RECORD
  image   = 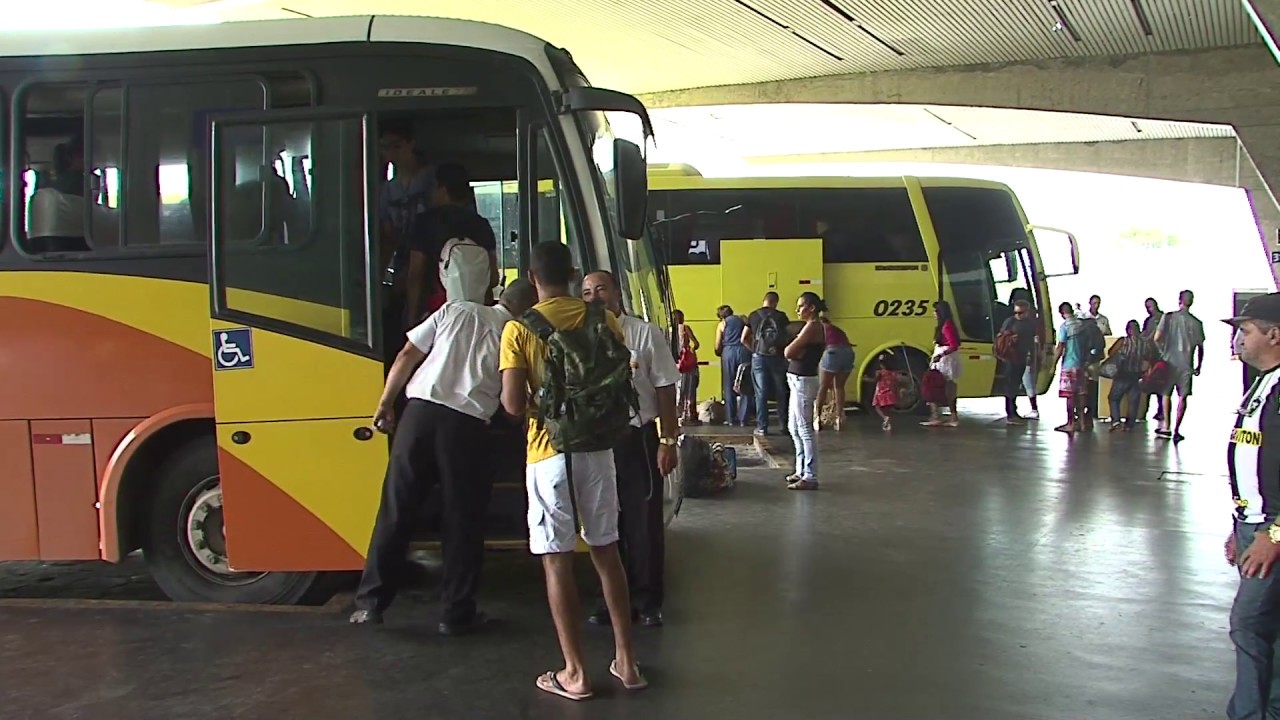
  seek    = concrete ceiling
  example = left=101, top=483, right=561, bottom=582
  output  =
left=644, top=103, right=1234, bottom=163
left=129, top=0, right=1257, bottom=161
left=151, top=0, right=1262, bottom=95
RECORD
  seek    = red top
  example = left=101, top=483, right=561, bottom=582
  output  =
left=940, top=319, right=960, bottom=349
left=823, top=321, right=850, bottom=347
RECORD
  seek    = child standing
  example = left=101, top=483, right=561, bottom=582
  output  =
left=872, top=355, right=899, bottom=430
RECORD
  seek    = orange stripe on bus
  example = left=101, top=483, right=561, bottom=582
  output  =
left=0, top=297, right=211, bottom=421
left=218, top=449, right=364, bottom=571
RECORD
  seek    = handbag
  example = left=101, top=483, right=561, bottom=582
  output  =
left=1099, top=361, right=1119, bottom=379
left=677, top=347, right=697, bottom=374
left=922, top=368, right=949, bottom=405
left=1140, top=360, right=1170, bottom=393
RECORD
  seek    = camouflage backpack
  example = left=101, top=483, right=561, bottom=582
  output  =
left=521, top=301, right=638, bottom=454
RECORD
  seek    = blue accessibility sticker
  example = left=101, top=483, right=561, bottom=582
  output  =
left=213, top=328, right=254, bottom=371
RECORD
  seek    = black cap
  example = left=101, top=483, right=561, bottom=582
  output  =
left=1225, top=292, right=1280, bottom=326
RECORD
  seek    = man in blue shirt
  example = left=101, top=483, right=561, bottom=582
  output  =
left=378, top=120, right=433, bottom=368
left=1054, top=301, right=1088, bottom=434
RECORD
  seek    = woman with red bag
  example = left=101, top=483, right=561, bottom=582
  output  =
left=673, top=309, right=702, bottom=425
left=922, top=300, right=963, bottom=427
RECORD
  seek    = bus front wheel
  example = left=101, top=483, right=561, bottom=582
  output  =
left=142, top=439, right=318, bottom=604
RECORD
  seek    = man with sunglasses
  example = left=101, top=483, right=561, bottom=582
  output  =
left=1223, top=292, right=1280, bottom=720
left=998, top=299, right=1039, bottom=424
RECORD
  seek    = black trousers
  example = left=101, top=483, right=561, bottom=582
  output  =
left=613, top=422, right=666, bottom=613
left=1004, top=360, right=1027, bottom=417
left=355, top=399, right=492, bottom=623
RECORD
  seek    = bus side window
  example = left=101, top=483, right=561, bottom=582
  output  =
left=13, top=84, right=119, bottom=254
left=14, top=77, right=306, bottom=255
left=137, top=79, right=267, bottom=247
left=658, top=188, right=765, bottom=265
left=791, top=187, right=926, bottom=263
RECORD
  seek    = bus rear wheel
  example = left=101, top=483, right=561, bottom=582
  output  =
left=142, top=439, right=318, bottom=604
left=864, top=347, right=931, bottom=416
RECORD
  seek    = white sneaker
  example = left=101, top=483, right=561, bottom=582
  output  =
left=1026, top=410, right=1040, bottom=420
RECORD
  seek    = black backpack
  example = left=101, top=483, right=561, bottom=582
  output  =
left=753, top=310, right=784, bottom=356
left=1080, top=317, right=1106, bottom=360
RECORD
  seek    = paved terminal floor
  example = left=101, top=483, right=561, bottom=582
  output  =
left=0, top=392, right=1245, bottom=719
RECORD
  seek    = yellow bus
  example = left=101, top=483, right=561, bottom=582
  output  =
left=647, top=164, right=1079, bottom=412
left=0, top=16, right=664, bottom=603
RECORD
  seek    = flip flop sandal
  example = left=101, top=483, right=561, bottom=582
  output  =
left=536, top=671, right=592, bottom=701
left=610, top=660, right=649, bottom=691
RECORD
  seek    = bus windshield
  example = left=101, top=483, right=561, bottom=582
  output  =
left=922, top=185, right=1046, bottom=345
left=575, top=106, right=669, bottom=329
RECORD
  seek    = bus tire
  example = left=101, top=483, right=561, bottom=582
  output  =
left=142, top=438, right=318, bottom=604
left=864, top=347, right=931, bottom=416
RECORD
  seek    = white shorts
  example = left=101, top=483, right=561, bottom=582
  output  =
left=525, top=450, right=619, bottom=555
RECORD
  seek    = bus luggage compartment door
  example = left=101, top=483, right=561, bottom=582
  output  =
left=207, top=108, right=385, bottom=573
left=720, top=238, right=824, bottom=324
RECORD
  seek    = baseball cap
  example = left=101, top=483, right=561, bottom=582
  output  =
left=1224, top=292, right=1280, bottom=326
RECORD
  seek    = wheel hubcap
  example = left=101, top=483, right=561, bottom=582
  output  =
left=181, top=476, right=266, bottom=586
left=896, top=371, right=920, bottom=412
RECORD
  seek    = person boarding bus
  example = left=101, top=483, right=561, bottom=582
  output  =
left=349, top=281, right=537, bottom=631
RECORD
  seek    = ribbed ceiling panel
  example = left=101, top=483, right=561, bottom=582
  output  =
left=221, top=0, right=1263, bottom=95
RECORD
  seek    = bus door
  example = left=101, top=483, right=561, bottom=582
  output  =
left=206, top=108, right=385, bottom=572
left=989, top=247, right=1041, bottom=391
left=720, top=238, right=823, bottom=323
left=1029, top=225, right=1082, bottom=393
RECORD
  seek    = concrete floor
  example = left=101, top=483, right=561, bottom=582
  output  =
left=0, top=394, right=1243, bottom=720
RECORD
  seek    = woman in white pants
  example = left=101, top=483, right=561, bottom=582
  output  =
left=783, top=292, right=827, bottom=491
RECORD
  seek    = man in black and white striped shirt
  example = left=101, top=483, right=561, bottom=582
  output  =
left=1223, top=292, right=1280, bottom=720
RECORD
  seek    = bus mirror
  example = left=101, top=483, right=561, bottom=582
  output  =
left=1029, top=225, right=1081, bottom=277
left=562, top=87, right=654, bottom=139
left=615, top=139, right=647, bottom=240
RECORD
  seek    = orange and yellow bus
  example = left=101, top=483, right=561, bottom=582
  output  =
left=0, top=16, right=664, bottom=603
left=647, top=164, right=1079, bottom=411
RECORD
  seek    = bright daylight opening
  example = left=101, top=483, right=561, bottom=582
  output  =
left=7, top=0, right=224, bottom=31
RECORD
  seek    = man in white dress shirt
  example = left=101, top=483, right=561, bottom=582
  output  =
left=581, top=271, right=681, bottom=627
left=350, top=279, right=536, bottom=632
left=1084, top=294, right=1112, bottom=336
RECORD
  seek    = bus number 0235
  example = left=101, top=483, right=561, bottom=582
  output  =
left=873, top=299, right=930, bottom=317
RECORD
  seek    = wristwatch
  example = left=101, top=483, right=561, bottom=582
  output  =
left=1268, top=524, right=1280, bottom=545
left=658, top=437, right=678, bottom=447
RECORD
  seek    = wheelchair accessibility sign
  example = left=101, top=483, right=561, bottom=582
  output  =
left=213, top=328, right=254, bottom=371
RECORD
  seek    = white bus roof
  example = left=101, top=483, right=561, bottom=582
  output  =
left=0, top=15, right=554, bottom=61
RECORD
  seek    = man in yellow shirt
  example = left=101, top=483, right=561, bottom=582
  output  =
left=499, top=242, right=646, bottom=700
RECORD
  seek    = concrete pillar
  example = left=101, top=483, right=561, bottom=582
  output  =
left=1237, top=127, right=1280, bottom=271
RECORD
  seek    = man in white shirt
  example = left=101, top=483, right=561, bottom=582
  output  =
left=1081, top=294, right=1112, bottom=421
left=350, top=279, right=537, bottom=631
left=1085, top=294, right=1112, bottom=336
left=580, top=271, right=681, bottom=628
